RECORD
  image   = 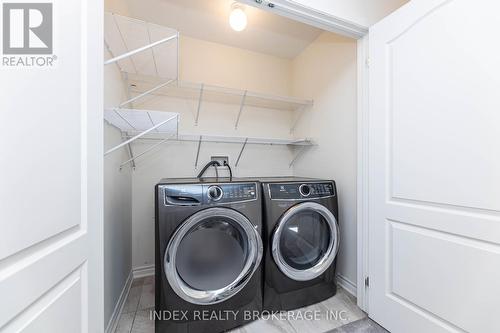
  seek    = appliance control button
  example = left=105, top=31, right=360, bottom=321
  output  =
left=207, top=186, right=224, bottom=201
left=299, top=184, right=311, bottom=197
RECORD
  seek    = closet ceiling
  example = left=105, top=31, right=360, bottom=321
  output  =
left=105, top=0, right=324, bottom=59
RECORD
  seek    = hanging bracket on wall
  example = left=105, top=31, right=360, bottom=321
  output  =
left=289, top=145, right=310, bottom=168
left=235, top=138, right=249, bottom=167
left=122, top=133, right=136, bottom=170
left=194, top=135, right=203, bottom=167
left=234, top=90, right=248, bottom=129
left=290, top=105, right=307, bottom=134
left=195, top=84, right=204, bottom=126
left=119, top=78, right=175, bottom=108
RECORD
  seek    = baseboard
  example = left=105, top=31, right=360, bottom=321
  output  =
left=337, top=274, right=357, bottom=298
left=133, top=264, right=155, bottom=278
left=105, top=270, right=133, bottom=333
left=127, top=265, right=355, bottom=301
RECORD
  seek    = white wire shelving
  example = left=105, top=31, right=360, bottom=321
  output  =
left=124, top=73, right=313, bottom=130
left=104, top=12, right=179, bottom=79
left=104, top=108, right=180, bottom=168
left=103, top=12, right=315, bottom=169
left=129, top=133, right=314, bottom=168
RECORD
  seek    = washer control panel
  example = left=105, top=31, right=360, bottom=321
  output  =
left=164, top=183, right=257, bottom=206
left=269, top=182, right=335, bottom=200
left=208, top=183, right=257, bottom=203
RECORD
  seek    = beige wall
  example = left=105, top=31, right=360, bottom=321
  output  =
left=292, top=32, right=358, bottom=288
left=180, top=35, right=292, bottom=96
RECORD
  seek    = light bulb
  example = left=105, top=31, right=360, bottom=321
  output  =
left=229, top=7, right=247, bottom=32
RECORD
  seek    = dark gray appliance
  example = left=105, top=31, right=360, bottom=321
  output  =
left=155, top=178, right=263, bottom=333
left=260, top=177, right=340, bottom=311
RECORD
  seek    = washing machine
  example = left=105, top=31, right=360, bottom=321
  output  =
left=155, top=178, right=263, bottom=333
left=260, top=177, right=340, bottom=311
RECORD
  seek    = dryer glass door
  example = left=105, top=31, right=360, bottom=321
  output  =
left=272, top=202, right=339, bottom=281
left=165, top=208, right=262, bottom=305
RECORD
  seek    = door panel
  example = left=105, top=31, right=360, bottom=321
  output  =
left=0, top=0, right=102, bottom=331
left=369, top=0, right=500, bottom=332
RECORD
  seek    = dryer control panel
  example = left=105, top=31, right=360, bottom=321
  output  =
left=269, top=182, right=335, bottom=200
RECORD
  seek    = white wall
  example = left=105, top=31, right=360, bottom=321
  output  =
left=289, top=0, right=408, bottom=27
left=292, top=32, right=358, bottom=288
left=130, top=36, right=295, bottom=268
left=103, top=51, right=133, bottom=328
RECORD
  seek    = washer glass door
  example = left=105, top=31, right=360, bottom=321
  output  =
left=165, top=208, right=262, bottom=305
left=272, top=202, right=339, bottom=281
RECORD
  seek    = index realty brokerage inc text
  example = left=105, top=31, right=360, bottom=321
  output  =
left=150, top=310, right=350, bottom=321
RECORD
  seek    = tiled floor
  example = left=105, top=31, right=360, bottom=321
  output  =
left=115, top=276, right=155, bottom=333
left=114, top=277, right=387, bottom=333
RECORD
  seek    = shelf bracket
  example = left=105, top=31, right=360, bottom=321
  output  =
left=234, top=90, right=247, bottom=129
left=120, top=134, right=175, bottom=169
left=120, top=133, right=136, bottom=170
left=289, top=145, right=309, bottom=168
left=105, top=34, right=178, bottom=66
left=119, top=79, right=174, bottom=108
left=195, top=84, right=204, bottom=126
left=104, top=113, right=178, bottom=156
left=290, top=105, right=307, bottom=134
left=194, top=135, right=203, bottom=167
left=235, top=138, right=249, bottom=167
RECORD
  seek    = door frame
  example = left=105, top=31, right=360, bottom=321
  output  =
left=356, top=35, right=370, bottom=312
left=87, top=0, right=105, bottom=331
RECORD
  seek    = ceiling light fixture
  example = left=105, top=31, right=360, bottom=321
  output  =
left=229, top=3, right=247, bottom=32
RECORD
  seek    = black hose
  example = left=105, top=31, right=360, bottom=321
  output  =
left=197, top=161, right=221, bottom=179
left=224, top=161, right=233, bottom=181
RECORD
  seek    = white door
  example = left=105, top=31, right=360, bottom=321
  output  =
left=368, top=1, right=500, bottom=332
left=0, top=0, right=103, bottom=332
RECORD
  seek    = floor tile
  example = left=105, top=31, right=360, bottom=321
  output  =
left=285, top=302, right=345, bottom=333
left=328, top=318, right=389, bottom=333
left=237, top=315, right=297, bottom=333
left=138, top=282, right=155, bottom=310
left=143, top=276, right=154, bottom=285
left=131, top=277, right=145, bottom=288
left=117, top=278, right=369, bottom=333
left=318, top=289, right=366, bottom=324
left=131, top=310, right=155, bottom=333
left=122, top=285, right=142, bottom=314
left=114, top=312, right=134, bottom=333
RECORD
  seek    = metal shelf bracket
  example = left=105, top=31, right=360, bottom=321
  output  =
left=194, top=135, right=203, bottom=167
left=234, top=90, right=247, bottom=129
left=289, top=145, right=309, bottom=168
left=235, top=138, right=249, bottom=167
left=195, top=84, right=204, bottom=125
left=290, top=105, right=307, bottom=134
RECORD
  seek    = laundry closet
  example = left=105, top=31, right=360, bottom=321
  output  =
left=103, top=0, right=359, bottom=331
